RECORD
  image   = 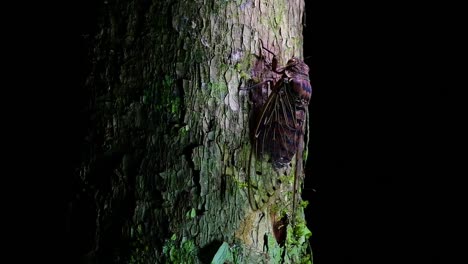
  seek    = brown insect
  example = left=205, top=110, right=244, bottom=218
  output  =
left=247, top=41, right=312, bottom=225
left=273, top=213, right=289, bottom=247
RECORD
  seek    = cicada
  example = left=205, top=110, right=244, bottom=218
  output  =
left=246, top=41, right=312, bottom=225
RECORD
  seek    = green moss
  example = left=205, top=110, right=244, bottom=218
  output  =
left=219, top=63, right=230, bottom=73
left=292, top=222, right=312, bottom=245
left=193, top=49, right=205, bottom=63
left=186, top=208, right=196, bottom=219
left=233, top=53, right=255, bottom=81
left=162, top=235, right=198, bottom=264
left=209, top=82, right=228, bottom=95
left=163, top=75, right=174, bottom=89
left=239, top=70, right=251, bottom=80
left=302, top=149, right=308, bottom=161
left=236, top=181, right=248, bottom=189
left=229, top=167, right=248, bottom=189
left=273, top=0, right=285, bottom=27
left=279, top=220, right=312, bottom=263
left=270, top=203, right=280, bottom=214
left=178, top=125, right=189, bottom=138
left=170, top=97, right=181, bottom=114
left=266, top=233, right=283, bottom=263
left=151, top=75, right=184, bottom=122
left=128, top=223, right=153, bottom=264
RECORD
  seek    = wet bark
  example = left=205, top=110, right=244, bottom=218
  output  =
left=71, top=0, right=310, bottom=263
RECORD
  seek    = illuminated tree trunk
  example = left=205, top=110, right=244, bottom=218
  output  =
left=74, top=0, right=311, bottom=263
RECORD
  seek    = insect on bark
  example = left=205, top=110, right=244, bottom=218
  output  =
left=246, top=41, right=312, bottom=226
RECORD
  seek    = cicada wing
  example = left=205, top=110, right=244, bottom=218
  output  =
left=292, top=106, right=308, bottom=226
left=248, top=79, right=303, bottom=210
left=248, top=90, right=279, bottom=210
left=267, top=80, right=302, bottom=169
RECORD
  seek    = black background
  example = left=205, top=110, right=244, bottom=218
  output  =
left=11, top=1, right=458, bottom=263
left=302, top=2, right=457, bottom=264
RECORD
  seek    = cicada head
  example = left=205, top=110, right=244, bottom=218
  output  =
left=285, top=57, right=309, bottom=76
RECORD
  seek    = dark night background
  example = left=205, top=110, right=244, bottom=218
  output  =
left=13, top=1, right=459, bottom=263
left=302, top=2, right=457, bottom=264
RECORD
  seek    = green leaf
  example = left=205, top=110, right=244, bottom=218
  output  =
left=211, top=242, right=230, bottom=264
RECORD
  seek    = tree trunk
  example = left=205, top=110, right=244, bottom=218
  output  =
left=72, top=0, right=311, bottom=263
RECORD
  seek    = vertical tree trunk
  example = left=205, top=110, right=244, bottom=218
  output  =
left=73, top=0, right=311, bottom=263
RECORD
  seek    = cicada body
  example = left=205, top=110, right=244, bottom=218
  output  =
left=247, top=44, right=312, bottom=223
left=254, top=56, right=311, bottom=169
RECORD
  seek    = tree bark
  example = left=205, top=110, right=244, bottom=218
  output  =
left=72, top=0, right=311, bottom=263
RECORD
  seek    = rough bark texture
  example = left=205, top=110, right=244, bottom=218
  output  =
left=72, top=0, right=310, bottom=263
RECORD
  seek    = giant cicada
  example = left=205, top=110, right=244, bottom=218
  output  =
left=247, top=41, right=312, bottom=225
